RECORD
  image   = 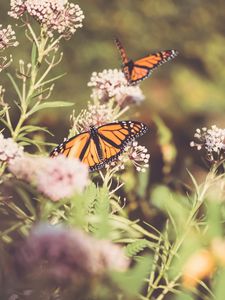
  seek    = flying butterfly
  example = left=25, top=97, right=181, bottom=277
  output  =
left=115, top=38, right=178, bottom=85
left=50, top=121, right=148, bottom=172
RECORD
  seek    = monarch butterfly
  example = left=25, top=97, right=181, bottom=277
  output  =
left=115, top=38, right=178, bottom=85
left=50, top=121, right=148, bottom=172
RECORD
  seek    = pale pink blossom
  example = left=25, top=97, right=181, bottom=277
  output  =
left=70, top=102, right=117, bottom=134
left=14, top=224, right=130, bottom=282
left=36, top=155, right=88, bottom=200
left=9, top=155, right=88, bottom=201
left=0, top=133, right=24, bottom=164
left=0, top=25, right=19, bottom=50
left=88, top=69, right=145, bottom=107
left=8, top=0, right=84, bottom=38
left=8, top=0, right=27, bottom=19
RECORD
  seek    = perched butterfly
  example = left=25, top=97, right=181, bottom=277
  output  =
left=50, top=121, right=148, bottom=172
left=115, top=38, right=178, bottom=85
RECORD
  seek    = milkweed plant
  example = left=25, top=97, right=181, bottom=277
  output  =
left=0, top=1, right=225, bottom=300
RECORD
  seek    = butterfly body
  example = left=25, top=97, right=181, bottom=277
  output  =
left=51, top=121, right=148, bottom=172
left=115, top=38, right=178, bottom=85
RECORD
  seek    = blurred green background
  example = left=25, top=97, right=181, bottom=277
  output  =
left=1, top=0, right=225, bottom=186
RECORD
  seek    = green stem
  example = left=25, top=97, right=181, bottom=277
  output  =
left=12, top=113, right=26, bottom=140
left=146, top=174, right=212, bottom=299
left=43, top=36, right=62, bottom=56
left=5, top=106, right=13, bottom=135
left=0, top=221, right=25, bottom=240
left=12, top=26, right=50, bottom=141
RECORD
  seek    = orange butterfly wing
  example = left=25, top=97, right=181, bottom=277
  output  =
left=51, top=121, right=148, bottom=172
left=97, top=121, right=148, bottom=164
left=50, top=132, right=102, bottom=169
left=130, top=50, right=178, bottom=84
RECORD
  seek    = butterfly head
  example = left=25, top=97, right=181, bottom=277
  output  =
left=89, top=125, right=98, bottom=134
left=162, top=49, right=179, bottom=60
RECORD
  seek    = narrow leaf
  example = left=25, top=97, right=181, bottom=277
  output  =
left=7, top=73, right=22, bottom=101
left=31, top=42, right=37, bottom=68
left=27, top=101, right=74, bottom=116
left=38, top=73, right=66, bottom=88
left=19, top=125, right=53, bottom=136
left=15, top=186, right=36, bottom=218
left=92, top=186, right=111, bottom=238
left=125, top=239, right=149, bottom=257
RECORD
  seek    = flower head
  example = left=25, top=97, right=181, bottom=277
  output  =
left=9, top=155, right=88, bottom=201
left=110, top=141, right=150, bottom=172
left=88, top=69, right=144, bottom=107
left=9, top=0, right=84, bottom=38
left=190, top=125, right=225, bottom=162
left=70, top=102, right=117, bottom=134
left=13, top=224, right=130, bottom=283
left=0, top=133, right=24, bottom=164
left=8, top=0, right=27, bottom=19
left=0, top=55, right=13, bottom=72
left=0, top=25, right=19, bottom=50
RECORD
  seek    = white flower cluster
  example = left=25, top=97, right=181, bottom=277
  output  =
left=109, top=141, right=150, bottom=172
left=9, top=0, right=84, bottom=38
left=88, top=69, right=144, bottom=107
left=190, top=125, right=225, bottom=161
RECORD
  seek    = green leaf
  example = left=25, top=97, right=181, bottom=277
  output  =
left=151, top=185, right=189, bottom=230
left=27, top=101, right=74, bottom=116
left=111, top=256, right=152, bottom=296
left=15, top=186, right=36, bottom=218
left=19, top=137, right=42, bottom=151
left=92, top=186, right=111, bottom=239
left=175, top=291, right=194, bottom=300
left=125, top=239, right=149, bottom=257
left=214, top=268, right=225, bottom=300
left=85, top=182, right=98, bottom=214
left=206, top=200, right=222, bottom=239
left=19, top=125, right=53, bottom=136
left=31, top=87, right=54, bottom=99
left=0, top=118, right=12, bottom=131
left=17, top=137, right=55, bottom=150
left=69, top=183, right=97, bottom=229
left=38, top=73, right=66, bottom=88
left=137, top=170, right=149, bottom=197
left=7, top=73, right=22, bottom=101
left=31, top=42, right=37, bottom=68
left=0, top=106, right=8, bottom=117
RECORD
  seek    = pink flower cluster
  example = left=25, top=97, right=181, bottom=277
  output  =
left=14, top=224, right=130, bottom=282
left=9, top=155, right=88, bottom=201
left=0, top=133, right=24, bottom=164
left=88, top=69, right=145, bottom=107
left=9, top=0, right=84, bottom=38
